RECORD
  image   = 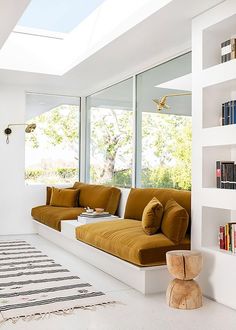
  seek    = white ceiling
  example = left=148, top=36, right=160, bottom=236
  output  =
left=0, top=0, right=224, bottom=96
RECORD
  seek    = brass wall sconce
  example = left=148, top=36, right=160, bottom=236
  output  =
left=153, top=92, right=192, bottom=111
left=4, top=123, right=36, bottom=144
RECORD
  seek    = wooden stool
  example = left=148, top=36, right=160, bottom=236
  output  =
left=166, top=250, right=203, bottom=310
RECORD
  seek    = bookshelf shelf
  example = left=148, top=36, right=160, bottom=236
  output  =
left=202, top=188, right=236, bottom=210
left=202, top=60, right=236, bottom=88
left=202, top=126, right=236, bottom=146
left=202, top=12, right=236, bottom=70
left=202, top=246, right=236, bottom=257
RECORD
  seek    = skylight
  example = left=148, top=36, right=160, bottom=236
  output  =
left=17, top=0, right=106, bottom=33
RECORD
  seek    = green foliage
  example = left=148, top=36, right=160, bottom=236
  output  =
left=25, top=168, right=78, bottom=184
left=26, top=105, right=79, bottom=160
left=56, top=168, right=79, bottom=179
left=26, top=102, right=192, bottom=190
left=25, top=169, right=44, bottom=180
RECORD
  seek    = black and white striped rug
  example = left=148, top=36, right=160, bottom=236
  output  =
left=0, top=240, right=115, bottom=324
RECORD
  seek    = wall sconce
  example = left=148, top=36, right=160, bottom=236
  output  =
left=4, top=123, right=36, bottom=144
left=153, top=92, right=192, bottom=111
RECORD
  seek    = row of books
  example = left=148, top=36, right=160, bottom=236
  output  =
left=219, top=223, right=236, bottom=253
left=216, top=161, right=236, bottom=189
left=221, top=38, right=236, bottom=63
left=222, top=100, right=236, bottom=125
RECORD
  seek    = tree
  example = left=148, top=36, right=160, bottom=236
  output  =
left=26, top=105, right=79, bottom=160
left=90, top=107, right=133, bottom=185
left=141, top=112, right=192, bottom=190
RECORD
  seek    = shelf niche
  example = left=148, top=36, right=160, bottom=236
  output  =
left=202, top=206, right=236, bottom=254
left=203, top=13, right=236, bottom=69
left=203, top=78, right=236, bottom=128
left=202, top=145, right=236, bottom=189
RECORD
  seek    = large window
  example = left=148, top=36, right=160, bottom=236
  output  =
left=137, top=53, right=192, bottom=190
left=87, top=78, right=133, bottom=187
left=25, top=93, right=80, bottom=184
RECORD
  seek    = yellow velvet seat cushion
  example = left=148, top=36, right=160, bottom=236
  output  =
left=73, top=182, right=121, bottom=215
left=31, top=205, right=84, bottom=231
left=142, top=197, right=163, bottom=235
left=161, top=199, right=189, bottom=244
left=50, top=187, right=79, bottom=208
left=76, top=220, right=190, bottom=266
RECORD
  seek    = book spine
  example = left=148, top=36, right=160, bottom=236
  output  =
left=233, top=100, right=236, bottom=124
left=221, top=39, right=231, bottom=63
left=225, top=223, right=228, bottom=251
left=224, top=102, right=229, bottom=125
left=216, top=161, right=221, bottom=188
left=229, top=223, right=232, bottom=252
left=227, top=101, right=230, bottom=125
left=231, top=38, right=236, bottom=61
left=234, top=224, right=236, bottom=254
left=219, top=225, right=225, bottom=249
left=232, top=224, right=235, bottom=254
left=222, top=103, right=225, bottom=126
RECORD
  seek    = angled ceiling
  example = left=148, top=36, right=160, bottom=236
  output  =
left=0, top=0, right=224, bottom=96
left=0, top=0, right=30, bottom=49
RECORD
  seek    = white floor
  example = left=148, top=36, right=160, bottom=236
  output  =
left=0, top=234, right=236, bottom=330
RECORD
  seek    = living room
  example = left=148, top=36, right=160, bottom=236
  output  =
left=1, top=0, right=236, bottom=329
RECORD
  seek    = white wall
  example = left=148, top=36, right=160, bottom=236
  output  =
left=0, top=84, right=45, bottom=235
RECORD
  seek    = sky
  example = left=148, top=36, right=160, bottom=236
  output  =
left=17, top=0, right=105, bottom=33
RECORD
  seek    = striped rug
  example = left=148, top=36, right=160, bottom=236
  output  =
left=0, top=240, right=115, bottom=324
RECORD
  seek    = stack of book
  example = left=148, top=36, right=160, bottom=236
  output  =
left=222, top=100, right=236, bottom=125
left=221, top=38, right=236, bottom=63
left=216, top=161, right=236, bottom=189
left=78, top=212, right=114, bottom=224
left=219, top=223, right=236, bottom=253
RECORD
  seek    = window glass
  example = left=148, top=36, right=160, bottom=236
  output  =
left=137, top=52, right=192, bottom=190
left=87, top=78, right=133, bottom=187
left=25, top=93, right=80, bottom=185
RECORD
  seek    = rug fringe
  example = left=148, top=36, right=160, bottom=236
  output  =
left=0, top=301, right=117, bottom=326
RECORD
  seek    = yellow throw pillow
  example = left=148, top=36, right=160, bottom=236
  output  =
left=161, top=199, right=189, bottom=243
left=50, top=187, right=79, bottom=208
left=142, top=197, right=163, bottom=235
left=46, top=186, right=52, bottom=205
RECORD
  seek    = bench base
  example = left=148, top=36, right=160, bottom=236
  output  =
left=33, top=220, right=171, bottom=294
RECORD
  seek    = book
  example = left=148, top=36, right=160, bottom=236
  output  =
left=79, top=212, right=110, bottom=218
left=222, top=100, right=236, bottom=126
left=222, top=103, right=225, bottom=126
left=219, top=223, right=236, bottom=253
left=221, top=38, right=236, bottom=63
left=216, top=161, right=235, bottom=189
left=219, top=225, right=225, bottom=249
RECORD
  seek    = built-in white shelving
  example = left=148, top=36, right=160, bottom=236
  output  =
left=192, top=0, right=236, bottom=309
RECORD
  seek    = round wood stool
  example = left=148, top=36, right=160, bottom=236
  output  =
left=166, top=250, right=203, bottom=310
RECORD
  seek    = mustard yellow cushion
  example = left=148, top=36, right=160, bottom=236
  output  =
left=142, top=197, right=163, bottom=235
left=161, top=199, right=189, bottom=243
left=124, top=188, right=191, bottom=223
left=50, top=187, right=79, bottom=208
left=46, top=186, right=52, bottom=205
left=73, top=182, right=121, bottom=215
left=76, top=219, right=190, bottom=266
left=32, top=205, right=84, bottom=231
